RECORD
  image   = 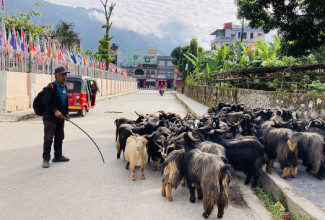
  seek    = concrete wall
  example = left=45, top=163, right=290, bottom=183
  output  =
left=183, top=85, right=325, bottom=120
left=0, top=72, right=137, bottom=113
left=6, top=72, right=30, bottom=112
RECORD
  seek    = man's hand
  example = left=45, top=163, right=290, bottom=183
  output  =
left=54, top=110, right=63, bottom=119
left=65, top=114, right=70, bottom=120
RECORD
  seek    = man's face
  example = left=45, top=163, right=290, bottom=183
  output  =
left=56, top=73, right=67, bottom=85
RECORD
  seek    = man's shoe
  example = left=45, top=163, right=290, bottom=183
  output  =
left=42, top=159, right=50, bottom=168
left=52, top=155, right=70, bottom=162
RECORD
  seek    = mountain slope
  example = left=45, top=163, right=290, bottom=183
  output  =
left=4, top=0, right=186, bottom=56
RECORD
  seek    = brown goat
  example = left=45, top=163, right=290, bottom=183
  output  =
left=161, top=149, right=185, bottom=202
left=124, top=135, right=148, bottom=181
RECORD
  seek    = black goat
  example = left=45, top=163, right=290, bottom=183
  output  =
left=206, top=130, right=264, bottom=188
left=183, top=132, right=233, bottom=219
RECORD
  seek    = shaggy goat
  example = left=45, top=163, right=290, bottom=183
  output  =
left=295, top=132, right=325, bottom=179
left=263, top=127, right=299, bottom=179
left=204, top=129, right=264, bottom=188
left=184, top=132, right=233, bottom=219
left=124, top=135, right=148, bottom=181
left=161, top=141, right=226, bottom=203
left=161, top=149, right=185, bottom=202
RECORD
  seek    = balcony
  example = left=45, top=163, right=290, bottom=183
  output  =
left=211, top=37, right=236, bottom=45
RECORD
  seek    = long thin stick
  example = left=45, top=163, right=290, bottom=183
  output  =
left=64, top=117, right=105, bottom=164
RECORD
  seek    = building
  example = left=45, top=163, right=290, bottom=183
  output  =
left=157, top=56, right=174, bottom=89
left=122, top=50, right=175, bottom=89
left=210, top=22, right=265, bottom=50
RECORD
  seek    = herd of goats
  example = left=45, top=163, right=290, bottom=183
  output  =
left=114, top=103, right=325, bottom=219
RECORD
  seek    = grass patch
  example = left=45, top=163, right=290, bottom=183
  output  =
left=255, top=186, right=310, bottom=220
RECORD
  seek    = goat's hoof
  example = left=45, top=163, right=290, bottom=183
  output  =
left=117, top=154, right=120, bottom=159
left=167, top=197, right=173, bottom=202
left=217, top=214, right=223, bottom=218
left=161, top=192, right=166, bottom=197
left=202, top=213, right=209, bottom=219
left=141, top=177, right=145, bottom=180
left=198, top=195, right=203, bottom=200
left=131, top=178, right=135, bottom=181
left=189, top=197, right=195, bottom=203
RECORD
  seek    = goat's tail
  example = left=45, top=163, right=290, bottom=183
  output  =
left=114, top=119, right=119, bottom=142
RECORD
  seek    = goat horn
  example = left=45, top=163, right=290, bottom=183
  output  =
left=168, top=132, right=185, bottom=143
left=215, top=129, right=228, bottom=134
left=188, top=132, right=199, bottom=142
left=143, top=130, right=158, bottom=139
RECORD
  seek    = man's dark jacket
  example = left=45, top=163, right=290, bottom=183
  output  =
left=42, top=82, right=69, bottom=121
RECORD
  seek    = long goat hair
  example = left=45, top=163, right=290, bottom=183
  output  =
left=161, top=149, right=185, bottom=202
left=263, top=127, right=298, bottom=178
left=296, top=132, right=325, bottom=179
left=184, top=132, right=233, bottom=219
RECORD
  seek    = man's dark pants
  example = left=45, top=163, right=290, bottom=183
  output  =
left=42, top=119, right=65, bottom=160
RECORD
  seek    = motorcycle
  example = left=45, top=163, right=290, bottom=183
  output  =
left=159, top=88, right=164, bottom=96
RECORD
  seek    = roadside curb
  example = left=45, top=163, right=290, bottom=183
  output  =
left=260, top=170, right=325, bottom=220
left=173, top=93, right=199, bottom=117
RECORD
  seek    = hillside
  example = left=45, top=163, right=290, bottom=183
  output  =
left=4, top=0, right=185, bottom=56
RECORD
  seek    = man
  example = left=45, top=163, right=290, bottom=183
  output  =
left=42, top=66, right=70, bottom=168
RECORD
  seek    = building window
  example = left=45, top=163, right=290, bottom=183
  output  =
left=158, top=70, right=164, bottom=74
left=167, top=61, right=173, bottom=67
left=167, top=70, right=174, bottom=76
left=146, top=70, right=150, bottom=75
left=258, top=33, right=262, bottom=36
left=250, top=33, right=254, bottom=39
left=243, top=32, right=247, bottom=39
left=231, top=34, right=235, bottom=38
left=159, top=60, right=165, bottom=66
left=238, top=32, right=241, bottom=39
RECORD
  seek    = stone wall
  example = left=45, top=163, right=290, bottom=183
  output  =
left=183, top=85, right=325, bottom=120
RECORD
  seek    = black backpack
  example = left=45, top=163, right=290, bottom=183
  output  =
left=33, top=83, right=55, bottom=116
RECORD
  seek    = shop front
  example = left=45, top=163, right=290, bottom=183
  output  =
left=145, top=79, right=156, bottom=89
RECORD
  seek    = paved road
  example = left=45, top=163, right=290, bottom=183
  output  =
left=0, top=90, right=271, bottom=220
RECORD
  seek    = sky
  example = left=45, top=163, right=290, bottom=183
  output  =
left=44, top=0, right=241, bottom=50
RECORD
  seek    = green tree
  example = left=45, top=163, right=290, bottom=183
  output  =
left=0, top=1, right=51, bottom=37
left=98, top=1, right=116, bottom=70
left=51, top=19, right=79, bottom=48
left=171, top=39, right=204, bottom=80
left=171, top=45, right=189, bottom=79
left=235, top=0, right=325, bottom=57
left=187, top=37, right=200, bottom=78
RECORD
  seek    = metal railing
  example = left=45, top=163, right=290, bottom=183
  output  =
left=0, top=54, right=136, bottom=82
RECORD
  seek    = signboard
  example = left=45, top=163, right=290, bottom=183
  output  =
left=128, top=49, right=157, bottom=64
